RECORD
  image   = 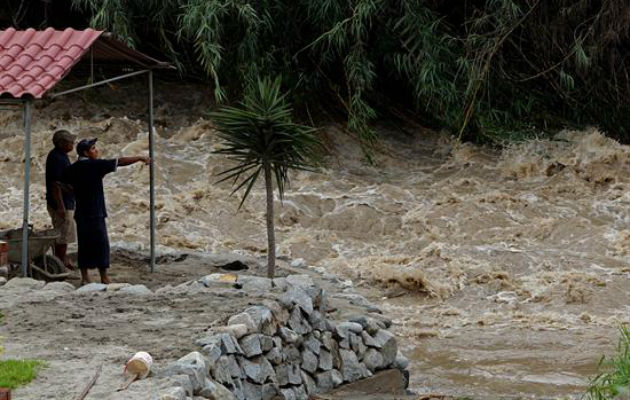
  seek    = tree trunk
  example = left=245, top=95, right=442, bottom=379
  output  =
left=264, top=162, right=276, bottom=278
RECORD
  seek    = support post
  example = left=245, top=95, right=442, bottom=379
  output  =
left=21, top=100, right=32, bottom=277
left=148, top=71, right=155, bottom=272
left=89, top=47, right=94, bottom=84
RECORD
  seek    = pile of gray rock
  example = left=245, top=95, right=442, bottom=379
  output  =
left=158, top=273, right=408, bottom=400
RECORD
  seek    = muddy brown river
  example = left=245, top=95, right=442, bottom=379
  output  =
left=1, top=83, right=628, bottom=398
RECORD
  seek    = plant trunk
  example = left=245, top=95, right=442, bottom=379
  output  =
left=264, top=162, right=276, bottom=279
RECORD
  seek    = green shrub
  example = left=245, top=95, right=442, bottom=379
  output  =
left=0, top=360, right=44, bottom=389
left=585, top=325, right=630, bottom=400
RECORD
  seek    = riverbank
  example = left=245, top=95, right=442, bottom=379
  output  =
left=0, top=250, right=413, bottom=399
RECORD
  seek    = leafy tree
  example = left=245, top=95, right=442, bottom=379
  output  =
left=211, top=77, right=320, bottom=278
left=7, top=0, right=629, bottom=146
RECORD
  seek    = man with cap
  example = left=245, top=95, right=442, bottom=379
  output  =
left=63, top=138, right=150, bottom=285
left=46, top=129, right=78, bottom=270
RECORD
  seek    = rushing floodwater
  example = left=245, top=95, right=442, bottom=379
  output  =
left=0, top=86, right=628, bottom=398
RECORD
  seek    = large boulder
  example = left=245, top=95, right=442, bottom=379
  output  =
left=261, top=299, right=290, bottom=325
left=243, top=306, right=276, bottom=335
left=198, top=378, right=236, bottom=400
left=241, top=380, right=263, bottom=400
left=362, top=348, right=385, bottom=371
left=335, top=322, right=363, bottom=339
left=303, top=335, right=321, bottom=355
left=348, top=314, right=386, bottom=334
left=261, top=383, right=278, bottom=400
left=300, top=370, right=317, bottom=395
left=278, top=327, right=301, bottom=344
left=239, top=334, right=262, bottom=357
left=239, top=356, right=275, bottom=384
left=4, top=277, right=45, bottom=290
left=161, top=352, right=209, bottom=394
left=315, top=369, right=343, bottom=391
left=285, top=274, right=314, bottom=288
left=372, top=329, right=398, bottom=367
left=158, top=374, right=194, bottom=397
left=275, top=363, right=301, bottom=386
left=287, top=307, right=311, bottom=335
left=212, top=324, right=249, bottom=339
left=197, top=333, right=242, bottom=355
left=237, top=275, right=273, bottom=291
left=300, top=349, right=318, bottom=374
left=280, top=287, right=313, bottom=315
left=159, top=386, right=186, bottom=400
left=338, top=349, right=370, bottom=382
left=228, top=312, right=257, bottom=334
left=75, top=282, right=107, bottom=293
left=43, top=281, right=75, bottom=292
left=118, top=284, right=152, bottom=295
left=318, top=349, right=333, bottom=371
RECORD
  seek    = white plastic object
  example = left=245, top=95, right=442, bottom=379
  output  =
left=124, top=351, right=153, bottom=379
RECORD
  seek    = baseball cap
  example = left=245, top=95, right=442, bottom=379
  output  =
left=52, top=129, right=77, bottom=146
left=76, top=138, right=98, bottom=156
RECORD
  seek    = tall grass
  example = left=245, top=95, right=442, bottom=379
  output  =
left=585, top=326, right=630, bottom=400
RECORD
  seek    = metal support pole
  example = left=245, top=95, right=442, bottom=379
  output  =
left=21, top=100, right=32, bottom=277
left=148, top=71, right=155, bottom=272
left=89, top=47, right=94, bottom=84
left=50, top=69, right=149, bottom=98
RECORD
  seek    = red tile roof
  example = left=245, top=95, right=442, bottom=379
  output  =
left=0, top=28, right=102, bottom=99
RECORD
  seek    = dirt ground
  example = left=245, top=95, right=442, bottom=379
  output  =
left=2, top=251, right=256, bottom=399
left=0, top=250, right=411, bottom=400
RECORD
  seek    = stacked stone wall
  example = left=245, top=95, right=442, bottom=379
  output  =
left=159, top=274, right=408, bottom=400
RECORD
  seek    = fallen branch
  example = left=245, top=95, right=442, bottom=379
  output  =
left=74, top=364, right=102, bottom=400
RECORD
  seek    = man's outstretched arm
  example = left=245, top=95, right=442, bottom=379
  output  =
left=118, top=156, right=151, bottom=166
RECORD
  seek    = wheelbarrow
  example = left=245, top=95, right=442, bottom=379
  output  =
left=0, top=226, right=70, bottom=281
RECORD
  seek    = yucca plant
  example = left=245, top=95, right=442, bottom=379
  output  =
left=211, top=77, right=321, bottom=278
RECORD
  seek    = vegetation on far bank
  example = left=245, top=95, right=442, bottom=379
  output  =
left=1, top=1, right=629, bottom=152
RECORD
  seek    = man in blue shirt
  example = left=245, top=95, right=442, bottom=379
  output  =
left=45, top=129, right=77, bottom=270
left=63, top=138, right=150, bottom=285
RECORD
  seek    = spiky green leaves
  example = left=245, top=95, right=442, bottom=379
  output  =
left=211, top=77, right=320, bottom=208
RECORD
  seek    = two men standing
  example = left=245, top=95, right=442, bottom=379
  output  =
left=45, top=130, right=150, bottom=285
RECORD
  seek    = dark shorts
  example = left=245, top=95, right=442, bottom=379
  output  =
left=75, top=217, right=110, bottom=269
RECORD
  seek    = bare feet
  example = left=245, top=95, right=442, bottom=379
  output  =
left=80, top=268, right=90, bottom=286
left=63, top=256, right=75, bottom=271
left=99, top=268, right=111, bottom=285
